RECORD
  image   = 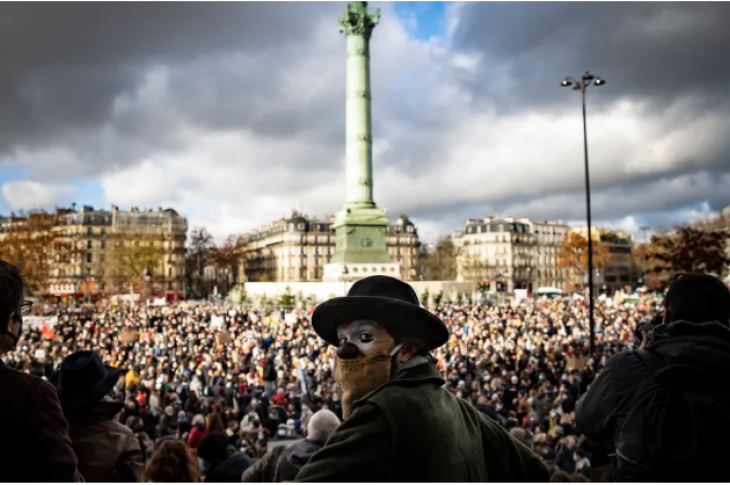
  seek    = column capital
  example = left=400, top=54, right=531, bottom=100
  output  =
left=338, top=1, right=380, bottom=39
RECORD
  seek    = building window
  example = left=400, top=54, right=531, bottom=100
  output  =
left=87, top=240, right=92, bottom=249
left=298, top=223, right=305, bottom=231
left=86, top=253, right=92, bottom=263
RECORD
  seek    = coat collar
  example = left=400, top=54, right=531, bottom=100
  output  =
left=354, top=359, right=445, bottom=407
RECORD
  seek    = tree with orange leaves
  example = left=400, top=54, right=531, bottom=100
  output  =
left=556, top=231, right=613, bottom=286
left=633, top=238, right=671, bottom=290
left=0, top=209, right=80, bottom=295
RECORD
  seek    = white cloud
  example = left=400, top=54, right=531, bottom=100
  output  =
left=8, top=3, right=729, bottom=244
left=1, top=180, right=75, bottom=210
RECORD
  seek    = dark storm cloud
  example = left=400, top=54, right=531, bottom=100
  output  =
left=0, top=2, right=340, bottom=160
left=453, top=2, right=730, bottom=110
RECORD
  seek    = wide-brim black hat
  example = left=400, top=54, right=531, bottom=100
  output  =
left=49, top=351, right=121, bottom=408
left=312, top=275, right=449, bottom=350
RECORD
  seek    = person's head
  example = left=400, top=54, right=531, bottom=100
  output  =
left=664, top=274, right=730, bottom=325
left=0, top=260, right=26, bottom=356
left=564, top=435, right=577, bottom=449
left=197, top=432, right=230, bottom=468
left=304, top=409, right=340, bottom=444
left=192, top=414, right=206, bottom=430
left=145, top=440, right=200, bottom=482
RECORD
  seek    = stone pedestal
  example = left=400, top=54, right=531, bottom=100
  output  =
left=322, top=260, right=401, bottom=283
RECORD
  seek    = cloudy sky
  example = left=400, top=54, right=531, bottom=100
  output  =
left=1, top=1, right=728, bottom=243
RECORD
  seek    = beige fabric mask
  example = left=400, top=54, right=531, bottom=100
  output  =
left=335, top=344, right=402, bottom=419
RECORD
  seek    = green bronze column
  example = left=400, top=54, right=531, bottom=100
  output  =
left=339, top=1, right=378, bottom=208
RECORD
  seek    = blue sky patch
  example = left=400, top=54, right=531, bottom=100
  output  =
left=394, top=1, right=448, bottom=41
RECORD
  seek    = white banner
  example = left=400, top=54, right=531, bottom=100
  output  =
left=210, top=315, right=224, bottom=329
left=25, top=316, right=59, bottom=330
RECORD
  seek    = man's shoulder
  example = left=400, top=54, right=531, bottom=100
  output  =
left=0, top=361, right=53, bottom=402
left=603, top=349, right=650, bottom=375
left=365, top=373, right=450, bottom=410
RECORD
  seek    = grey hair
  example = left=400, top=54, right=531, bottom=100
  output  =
left=306, top=409, right=341, bottom=443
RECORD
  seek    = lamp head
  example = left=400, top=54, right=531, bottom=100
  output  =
left=594, top=77, right=606, bottom=86
left=561, top=79, right=573, bottom=87
left=582, top=71, right=595, bottom=82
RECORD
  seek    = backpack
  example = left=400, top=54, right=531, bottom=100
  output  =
left=614, top=349, right=730, bottom=482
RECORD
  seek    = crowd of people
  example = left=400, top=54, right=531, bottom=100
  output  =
left=2, top=273, right=660, bottom=481
left=4, top=255, right=730, bottom=482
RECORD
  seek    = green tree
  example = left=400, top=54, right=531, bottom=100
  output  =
left=103, top=232, right=164, bottom=294
left=279, top=286, right=295, bottom=308
left=185, top=227, right=215, bottom=296
left=422, top=236, right=459, bottom=281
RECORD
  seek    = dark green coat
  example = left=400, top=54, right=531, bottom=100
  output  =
left=295, top=359, right=549, bottom=482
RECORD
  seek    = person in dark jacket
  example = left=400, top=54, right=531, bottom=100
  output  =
left=553, top=435, right=577, bottom=473
left=198, top=432, right=254, bottom=482
left=241, top=409, right=340, bottom=482
left=51, top=350, right=144, bottom=482
left=0, top=260, right=83, bottom=482
left=295, top=275, right=549, bottom=482
left=576, top=273, right=730, bottom=482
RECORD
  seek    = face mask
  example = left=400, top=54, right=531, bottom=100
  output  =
left=335, top=343, right=402, bottom=419
left=3, top=306, right=23, bottom=351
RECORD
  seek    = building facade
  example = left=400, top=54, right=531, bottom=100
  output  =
left=452, top=216, right=569, bottom=292
left=238, top=211, right=420, bottom=283
left=0, top=206, right=188, bottom=298
left=571, top=227, right=637, bottom=290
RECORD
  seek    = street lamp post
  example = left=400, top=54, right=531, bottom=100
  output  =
left=561, top=71, right=606, bottom=357
left=640, top=225, right=650, bottom=242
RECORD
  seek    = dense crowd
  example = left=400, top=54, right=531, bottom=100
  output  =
left=3, top=291, right=660, bottom=480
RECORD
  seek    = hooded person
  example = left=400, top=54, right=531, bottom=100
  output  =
left=50, top=350, right=144, bottom=482
left=294, top=275, right=549, bottom=482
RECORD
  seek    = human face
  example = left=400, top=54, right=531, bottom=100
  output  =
left=0, top=300, right=28, bottom=355
left=336, top=320, right=395, bottom=357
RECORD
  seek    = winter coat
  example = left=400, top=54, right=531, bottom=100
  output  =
left=295, top=358, right=549, bottom=482
left=65, top=401, right=144, bottom=482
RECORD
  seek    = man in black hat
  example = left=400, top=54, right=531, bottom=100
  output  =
left=51, top=350, right=144, bottom=482
left=295, top=275, right=548, bottom=482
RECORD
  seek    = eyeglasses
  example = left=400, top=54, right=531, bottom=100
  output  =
left=18, top=301, right=32, bottom=317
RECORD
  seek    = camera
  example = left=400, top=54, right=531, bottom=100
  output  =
left=634, top=313, right=664, bottom=346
